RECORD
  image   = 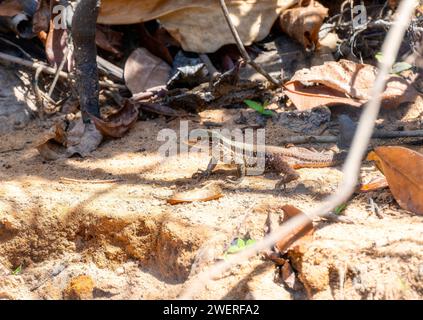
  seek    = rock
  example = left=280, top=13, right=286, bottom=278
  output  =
left=63, top=275, right=95, bottom=300
left=0, top=66, right=35, bottom=134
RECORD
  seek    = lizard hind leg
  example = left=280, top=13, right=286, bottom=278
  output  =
left=225, top=162, right=246, bottom=185
left=192, top=157, right=218, bottom=181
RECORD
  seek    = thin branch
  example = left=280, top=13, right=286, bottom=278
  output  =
left=180, top=0, right=418, bottom=299
left=279, top=130, right=423, bottom=145
left=218, top=0, right=281, bottom=86
left=0, top=51, right=126, bottom=90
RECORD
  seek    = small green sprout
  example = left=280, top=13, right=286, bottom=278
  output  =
left=244, top=100, right=275, bottom=117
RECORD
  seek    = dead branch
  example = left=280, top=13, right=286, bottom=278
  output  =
left=218, top=0, right=281, bottom=86
left=0, top=52, right=126, bottom=90
left=280, top=130, right=423, bottom=145
left=179, top=0, right=418, bottom=299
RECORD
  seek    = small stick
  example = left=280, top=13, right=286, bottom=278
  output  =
left=218, top=0, right=281, bottom=86
left=47, top=43, right=71, bottom=97
left=59, top=177, right=124, bottom=184
left=0, top=146, right=25, bottom=154
left=279, top=130, right=423, bottom=145
left=0, top=51, right=126, bottom=89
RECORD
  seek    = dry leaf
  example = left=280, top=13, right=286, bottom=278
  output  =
left=32, top=0, right=50, bottom=33
left=45, top=19, right=73, bottom=70
left=36, top=121, right=68, bottom=160
left=98, top=0, right=297, bottom=53
left=359, top=176, right=389, bottom=192
left=280, top=0, right=328, bottom=50
left=96, top=25, right=123, bottom=58
left=91, top=100, right=139, bottom=138
left=36, top=118, right=103, bottom=160
left=274, top=205, right=314, bottom=254
left=285, top=60, right=418, bottom=110
left=281, top=261, right=296, bottom=290
left=167, top=183, right=223, bottom=205
left=138, top=24, right=174, bottom=65
left=0, top=0, right=23, bottom=17
left=124, top=48, right=171, bottom=95
left=367, top=147, right=423, bottom=215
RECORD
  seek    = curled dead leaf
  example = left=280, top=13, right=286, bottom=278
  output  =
left=98, top=0, right=297, bottom=53
left=36, top=121, right=68, bottom=160
left=284, top=60, right=418, bottom=110
left=96, top=25, right=123, bottom=57
left=0, top=0, right=24, bottom=17
left=124, top=48, right=171, bottom=95
left=280, top=0, right=328, bottom=50
left=91, top=100, right=139, bottom=138
left=36, top=118, right=103, bottom=160
left=367, top=147, right=423, bottom=215
left=359, top=176, right=389, bottom=192
left=167, top=183, right=223, bottom=205
left=32, top=0, right=49, bottom=33
left=274, top=205, right=314, bottom=254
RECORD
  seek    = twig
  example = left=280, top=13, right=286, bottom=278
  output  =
left=179, top=0, right=418, bottom=299
left=59, top=177, right=124, bottom=184
left=279, top=130, right=423, bottom=145
left=0, top=51, right=126, bottom=90
left=218, top=0, right=281, bottom=86
left=47, top=42, right=71, bottom=98
left=0, top=37, right=32, bottom=59
left=0, top=146, right=25, bottom=154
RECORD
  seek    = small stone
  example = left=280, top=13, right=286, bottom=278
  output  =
left=63, top=275, right=95, bottom=300
left=116, top=267, right=125, bottom=275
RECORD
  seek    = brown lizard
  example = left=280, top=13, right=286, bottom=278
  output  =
left=186, top=129, right=347, bottom=188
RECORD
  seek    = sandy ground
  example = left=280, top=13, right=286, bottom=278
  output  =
left=1, top=100, right=423, bottom=300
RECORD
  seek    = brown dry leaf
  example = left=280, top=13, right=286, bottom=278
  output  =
left=98, top=0, right=296, bottom=53
left=284, top=81, right=363, bottom=110
left=91, top=100, right=139, bottom=138
left=167, top=183, right=223, bottom=205
left=281, top=261, right=296, bottom=290
left=359, top=176, right=389, bottom=192
left=32, top=0, right=50, bottom=33
left=139, top=24, right=174, bottom=65
left=36, top=121, right=68, bottom=160
left=96, top=25, right=123, bottom=58
left=367, top=147, right=423, bottom=215
left=36, top=118, right=103, bottom=160
left=45, top=19, right=73, bottom=70
left=280, top=0, right=328, bottom=50
left=124, top=48, right=171, bottom=95
left=0, top=0, right=23, bottom=17
left=285, top=60, right=419, bottom=110
left=274, top=205, right=314, bottom=254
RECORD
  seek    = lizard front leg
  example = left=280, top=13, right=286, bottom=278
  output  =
left=72, top=0, right=101, bottom=122
left=267, top=154, right=300, bottom=190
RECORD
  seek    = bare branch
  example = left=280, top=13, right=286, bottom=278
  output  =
left=180, top=0, right=418, bottom=299
left=218, top=0, right=281, bottom=86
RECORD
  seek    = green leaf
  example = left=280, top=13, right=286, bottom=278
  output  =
left=244, top=100, right=264, bottom=113
left=244, top=100, right=274, bottom=117
left=391, top=62, right=412, bottom=74
left=12, top=265, right=22, bottom=275
left=245, top=239, right=256, bottom=247
left=335, top=203, right=347, bottom=215
left=261, top=109, right=275, bottom=117
left=375, top=52, right=383, bottom=63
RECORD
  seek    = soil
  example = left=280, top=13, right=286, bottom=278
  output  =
left=1, top=68, right=423, bottom=300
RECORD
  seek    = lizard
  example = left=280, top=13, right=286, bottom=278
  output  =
left=185, top=129, right=347, bottom=189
